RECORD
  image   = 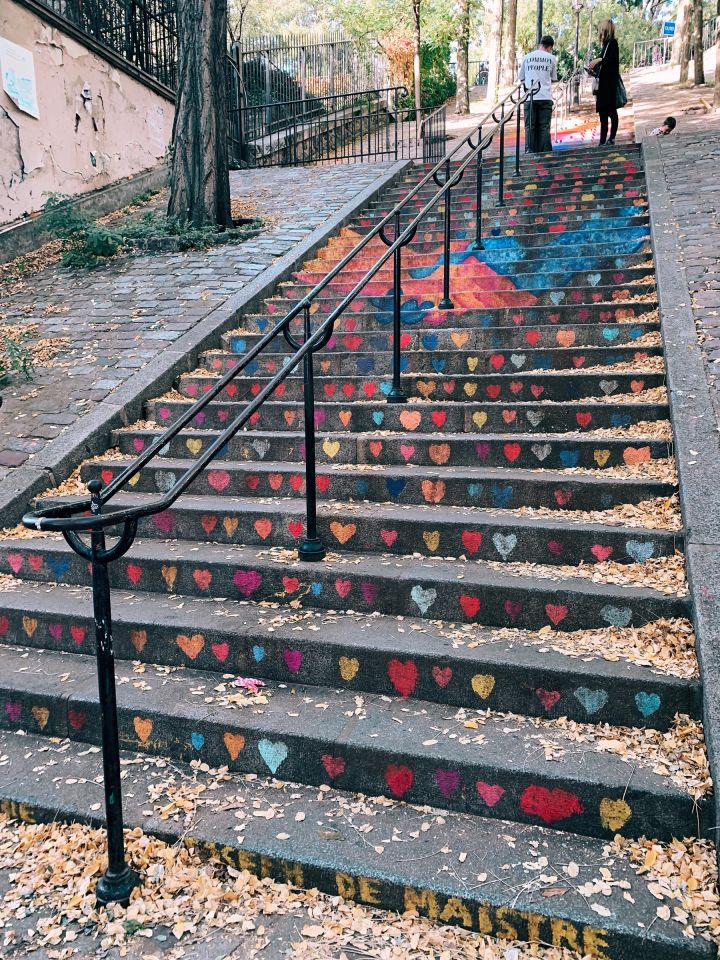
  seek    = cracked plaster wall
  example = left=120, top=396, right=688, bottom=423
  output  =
left=1, top=0, right=174, bottom=226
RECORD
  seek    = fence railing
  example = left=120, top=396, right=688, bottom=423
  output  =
left=552, top=67, right=590, bottom=140
left=633, top=16, right=718, bottom=68
left=468, top=60, right=489, bottom=86
left=22, top=78, right=539, bottom=906
left=233, top=87, right=447, bottom=168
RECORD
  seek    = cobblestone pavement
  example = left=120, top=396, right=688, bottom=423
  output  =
left=0, top=163, right=395, bottom=482
left=629, top=56, right=720, bottom=418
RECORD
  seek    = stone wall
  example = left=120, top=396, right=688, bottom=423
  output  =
left=0, top=0, right=174, bottom=226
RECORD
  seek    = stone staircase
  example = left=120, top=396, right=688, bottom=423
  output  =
left=0, top=145, right=712, bottom=958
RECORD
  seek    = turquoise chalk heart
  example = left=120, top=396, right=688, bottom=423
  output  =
left=410, top=584, right=437, bottom=614
left=602, top=327, right=620, bottom=342
left=372, top=411, right=385, bottom=426
left=600, top=605, right=632, bottom=627
left=574, top=687, right=609, bottom=715
left=467, top=483, right=483, bottom=498
left=625, top=540, right=655, bottom=563
left=311, top=582, right=323, bottom=597
left=191, top=732, right=205, bottom=751
left=258, top=738, right=288, bottom=774
left=252, top=645, right=265, bottom=662
left=635, top=692, right=661, bottom=718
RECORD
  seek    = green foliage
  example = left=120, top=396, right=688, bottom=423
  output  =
left=0, top=331, right=34, bottom=386
left=420, top=40, right=457, bottom=107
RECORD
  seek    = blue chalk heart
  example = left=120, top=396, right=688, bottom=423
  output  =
left=480, top=316, right=493, bottom=329
left=490, top=334, right=503, bottom=348
left=559, top=450, right=580, bottom=468
left=257, top=318, right=268, bottom=332
left=432, top=359, right=446, bottom=373
left=490, top=484, right=513, bottom=507
left=371, top=337, right=387, bottom=350
left=252, top=645, right=265, bottom=662
left=602, top=327, right=619, bottom=342
left=601, top=605, right=632, bottom=627
left=231, top=338, right=247, bottom=353
left=628, top=327, right=643, bottom=340
left=625, top=540, right=655, bottom=562
left=246, top=360, right=259, bottom=375
left=258, top=738, right=288, bottom=774
left=635, top=691, right=661, bottom=718
left=400, top=357, right=409, bottom=372
left=611, top=413, right=631, bottom=428
left=422, top=335, right=438, bottom=350
left=386, top=478, right=407, bottom=498
left=191, top=732, right=205, bottom=751
left=467, top=482, right=483, bottom=499
left=380, top=382, right=392, bottom=396
left=372, top=411, right=385, bottom=426
left=600, top=494, right=613, bottom=509
left=355, top=480, right=370, bottom=497
left=48, top=556, right=71, bottom=579
left=574, top=687, right=609, bottom=715
left=357, top=357, right=375, bottom=374
left=218, top=443, right=229, bottom=458
left=535, top=356, right=552, bottom=370
left=311, top=582, right=323, bottom=597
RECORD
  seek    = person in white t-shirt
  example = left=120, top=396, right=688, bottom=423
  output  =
left=518, top=36, right=558, bottom=153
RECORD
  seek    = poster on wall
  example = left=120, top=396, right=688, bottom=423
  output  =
left=0, top=36, right=39, bottom=119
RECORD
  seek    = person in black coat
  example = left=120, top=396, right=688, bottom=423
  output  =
left=588, top=20, right=620, bottom=145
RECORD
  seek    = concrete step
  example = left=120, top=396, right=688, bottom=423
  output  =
left=0, top=536, right=688, bottom=631
left=149, top=397, right=668, bottom=436
left=0, top=582, right=696, bottom=729
left=0, top=730, right=710, bottom=960
left=0, top=644, right=703, bottom=841
left=82, top=458, right=677, bottom=511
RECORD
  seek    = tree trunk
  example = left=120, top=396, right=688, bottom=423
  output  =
left=455, top=0, right=470, bottom=113
left=693, top=0, right=705, bottom=84
left=412, top=0, right=422, bottom=112
left=672, top=0, right=690, bottom=64
left=168, top=0, right=233, bottom=229
left=715, top=18, right=720, bottom=107
left=501, top=0, right=518, bottom=87
left=485, top=0, right=503, bottom=102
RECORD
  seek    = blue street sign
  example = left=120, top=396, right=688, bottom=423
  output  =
left=663, top=21, right=676, bottom=36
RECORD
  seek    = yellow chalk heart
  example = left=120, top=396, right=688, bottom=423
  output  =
left=466, top=357, right=478, bottom=372
left=451, top=332, right=469, bottom=347
left=472, top=411, right=488, bottom=429
left=339, top=656, right=359, bottom=681
left=599, top=798, right=632, bottom=832
left=22, top=616, right=38, bottom=638
left=416, top=381, right=436, bottom=398
left=464, top=383, right=477, bottom=397
left=581, top=193, right=595, bottom=201
left=323, top=439, right=340, bottom=459
left=161, top=565, right=177, bottom=591
left=186, top=438, right=202, bottom=455
left=128, top=473, right=140, bottom=487
left=471, top=674, right=496, bottom=699
left=31, top=706, right=49, bottom=730
left=594, top=449, right=611, bottom=467
left=423, top=530, right=440, bottom=552
left=223, top=517, right=239, bottom=537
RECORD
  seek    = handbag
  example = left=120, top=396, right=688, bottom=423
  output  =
left=616, top=76, right=628, bottom=108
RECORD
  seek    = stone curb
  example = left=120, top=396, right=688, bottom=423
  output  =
left=0, top=159, right=412, bottom=528
left=643, top=134, right=720, bottom=854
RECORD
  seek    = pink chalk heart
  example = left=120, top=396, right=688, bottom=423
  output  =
left=380, top=529, right=398, bottom=547
left=207, top=470, right=230, bottom=492
left=591, top=545, right=613, bottom=562
left=133, top=438, right=145, bottom=452
left=435, top=769, right=461, bottom=799
left=400, top=444, right=415, bottom=462
left=361, top=582, right=378, bottom=604
left=233, top=569, right=262, bottom=596
left=504, top=600, right=523, bottom=621
left=153, top=511, right=175, bottom=535
left=476, top=780, right=505, bottom=807
left=4, top=702, right=21, bottom=723
left=158, top=406, right=171, bottom=421
left=48, top=623, right=63, bottom=642
left=335, top=578, right=352, bottom=599
left=536, top=688, right=562, bottom=710
left=283, top=649, right=303, bottom=673
left=432, top=665, right=452, bottom=688
left=185, top=383, right=198, bottom=396
left=7, top=554, right=23, bottom=574
left=314, top=410, right=326, bottom=429
left=211, top=642, right=229, bottom=663
left=547, top=540, right=563, bottom=558
left=217, top=410, right=230, bottom=422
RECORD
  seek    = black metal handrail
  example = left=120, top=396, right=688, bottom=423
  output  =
left=21, top=79, right=538, bottom=906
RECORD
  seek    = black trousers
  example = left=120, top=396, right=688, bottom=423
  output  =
left=524, top=100, right=553, bottom=153
left=599, top=108, right=619, bottom=144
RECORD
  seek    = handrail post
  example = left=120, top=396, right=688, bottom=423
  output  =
left=439, top=158, right=454, bottom=310
left=299, top=305, right=326, bottom=561
left=514, top=95, right=522, bottom=176
left=472, top=126, right=484, bottom=251
left=387, top=211, right=408, bottom=403
left=87, top=479, right=140, bottom=907
left=497, top=103, right=506, bottom=207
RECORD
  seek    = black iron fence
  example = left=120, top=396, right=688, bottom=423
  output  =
left=31, top=0, right=177, bottom=88
left=633, top=16, right=718, bottom=69
left=233, top=87, right=447, bottom=168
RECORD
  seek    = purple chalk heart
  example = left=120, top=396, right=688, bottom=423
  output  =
left=5, top=702, right=22, bottom=723
left=153, top=511, right=175, bottom=535
left=194, top=411, right=206, bottom=427
left=314, top=410, right=326, bottom=429
left=48, top=623, right=63, bottom=642
left=361, top=582, right=378, bottom=603
left=435, top=768, right=460, bottom=798
left=299, top=443, right=306, bottom=458
left=283, top=649, right=303, bottom=673
left=233, top=569, right=262, bottom=596
left=475, top=442, right=491, bottom=461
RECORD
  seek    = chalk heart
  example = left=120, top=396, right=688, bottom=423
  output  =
left=410, top=585, right=436, bottom=615
left=520, top=785, right=584, bottom=824
left=545, top=604, right=568, bottom=626
left=330, top=521, right=357, bottom=545
left=535, top=688, right=561, bottom=711
left=283, top=649, right=303, bottom=673
left=472, top=411, right=488, bottom=429
left=234, top=569, right=262, bottom=597
left=321, top=754, right=346, bottom=779
left=387, top=658, right=419, bottom=699
left=193, top=569, right=212, bottom=591
left=223, top=732, right=245, bottom=761
left=223, top=517, right=239, bottom=537
left=252, top=645, right=265, bottom=663
left=599, top=797, right=632, bottom=832
left=258, top=738, right=288, bottom=774
left=384, top=763, right=414, bottom=798
left=4, top=702, right=21, bottom=723
left=127, top=563, right=143, bottom=586
left=22, top=616, right=38, bottom=639
left=476, top=781, right=505, bottom=808
left=623, top=445, right=651, bottom=466
left=133, top=717, right=153, bottom=745
left=186, top=438, right=203, bottom=455
left=574, top=686, right=609, bottom=715
left=322, top=439, right=340, bottom=459
left=635, top=691, right=661, bottom=718
left=422, top=530, right=440, bottom=552
left=625, top=540, right=655, bottom=563
left=492, top=532, right=517, bottom=559
left=130, top=630, right=147, bottom=654
left=339, top=656, right=359, bottom=682
left=161, top=565, right=178, bottom=591
left=399, top=409, right=422, bottom=431
left=31, top=706, right=50, bottom=730
left=435, top=769, right=461, bottom=799
left=421, top=480, right=445, bottom=504
left=429, top=443, right=451, bottom=466
left=432, top=666, right=452, bottom=688
left=591, top=544, right=613, bottom=563
left=177, top=633, right=204, bottom=660
left=471, top=674, right=496, bottom=700
left=601, top=604, right=632, bottom=628
left=191, top=732, right=205, bottom=751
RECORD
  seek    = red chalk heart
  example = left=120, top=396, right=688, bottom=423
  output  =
left=211, top=642, right=229, bottom=663
left=461, top=530, right=482, bottom=554
left=387, top=658, right=418, bottom=699
left=545, top=604, right=569, bottom=626
left=476, top=781, right=505, bottom=807
left=459, top=594, right=480, bottom=618
left=432, top=665, right=452, bottom=688
left=384, top=763, right=414, bottom=798
left=520, top=785, right=584, bottom=823
left=68, top=709, right=86, bottom=731
left=322, top=754, right=346, bottom=779
left=535, top=688, right=561, bottom=710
